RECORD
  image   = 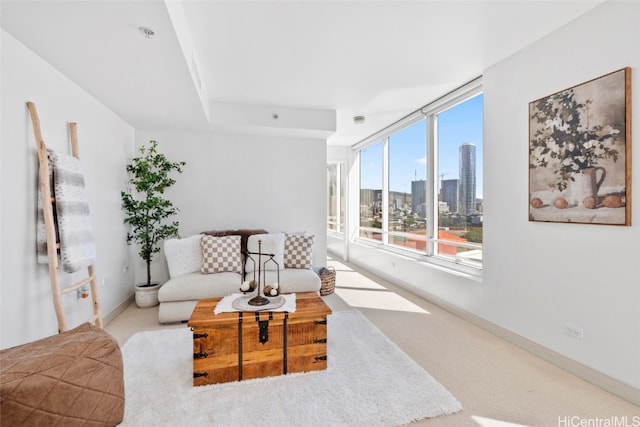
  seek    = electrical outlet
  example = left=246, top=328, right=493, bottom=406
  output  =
left=123, top=264, right=130, bottom=274
left=77, top=285, right=90, bottom=299
left=564, top=324, right=583, bottom=340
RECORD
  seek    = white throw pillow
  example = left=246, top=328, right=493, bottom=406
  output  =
left=164, top=234, right=203, bottom=278
left=246, top=233, right=285, bottom=271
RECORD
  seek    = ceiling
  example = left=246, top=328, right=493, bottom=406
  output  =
left=1, top=0, right=604, bottom=146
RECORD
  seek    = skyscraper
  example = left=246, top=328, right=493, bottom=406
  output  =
left=441, top=178, right=459, bottom=213
left=459, top=143, right=476, bottom=215
left=411, top=179, right=426, bottom=218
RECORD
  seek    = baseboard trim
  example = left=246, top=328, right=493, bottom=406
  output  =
left=103, top=294, right=134, bottom=327
left=411, top=287, right=640, bottom=407
left=338, top=254, right=640, bottom=407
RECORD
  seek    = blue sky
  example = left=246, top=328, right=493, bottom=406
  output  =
left=437, top=93, right=484, bottom=198
left=361, top=93, right=483, bottom=199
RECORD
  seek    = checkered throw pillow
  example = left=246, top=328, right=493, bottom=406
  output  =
left=284, top=234, right=314, bottom=269
left=201, top=235, right=242, bottom=274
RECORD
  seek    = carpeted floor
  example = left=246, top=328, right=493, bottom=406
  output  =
left=118, top=310, right=461, bottom=426
left=107, top=257, right=640, bottom=426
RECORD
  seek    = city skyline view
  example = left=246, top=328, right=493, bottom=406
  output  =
left=355, top=89, right=483, bottom=265
left=360, top=93, right=483, bottom=201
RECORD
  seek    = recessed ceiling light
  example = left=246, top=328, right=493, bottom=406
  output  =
left=139, top=27, right=155, bottom=38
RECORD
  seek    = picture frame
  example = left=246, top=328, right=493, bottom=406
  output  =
left=528, top=67, right=631, bottom=225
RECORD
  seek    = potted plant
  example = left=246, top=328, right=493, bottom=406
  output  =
left=121, top=140, right=186, bottom=307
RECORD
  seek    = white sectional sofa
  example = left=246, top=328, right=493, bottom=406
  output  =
left=157, top=229, right=321, bottom=323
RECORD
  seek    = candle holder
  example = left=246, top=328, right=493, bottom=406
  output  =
left=243, top=240, right=280, bottom=306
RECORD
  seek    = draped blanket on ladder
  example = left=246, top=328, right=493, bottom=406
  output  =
left=36, top=149, right=96, bottom=273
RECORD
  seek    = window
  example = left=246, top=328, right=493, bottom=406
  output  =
left=435, top=94, right=483, bottom=267
left=388, top=120, right=427, bottom=252
left=359, top=141, right=383, bottom=241
left=327, top=162, right=345, bottom=233
left=355, top=79, right=483, bottom=270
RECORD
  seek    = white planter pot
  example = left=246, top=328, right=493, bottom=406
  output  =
left=135, top=282, right=161, bottom=308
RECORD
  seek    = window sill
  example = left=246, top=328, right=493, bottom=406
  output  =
left=327, top=230, right=345, bottom=238
left=352, top=237, right=483, bottom=283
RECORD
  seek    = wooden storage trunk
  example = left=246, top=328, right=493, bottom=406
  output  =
left=187, top=292, right=331, bottom=386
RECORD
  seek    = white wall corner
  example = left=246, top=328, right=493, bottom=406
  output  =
left=164, top=0, right=210, bottom=121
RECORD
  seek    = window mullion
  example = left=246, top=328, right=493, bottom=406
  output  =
left=382, top=137, right=389, bottom=246
left=336, top=164, right=342, bottom=233
left=426, top=114, right=436, bottom=256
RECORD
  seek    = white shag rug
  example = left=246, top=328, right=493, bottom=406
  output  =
left=119, top=309, right=462, bottom=426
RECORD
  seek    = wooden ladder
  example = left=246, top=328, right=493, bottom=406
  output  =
left=27, top=101, right=103, bottom=333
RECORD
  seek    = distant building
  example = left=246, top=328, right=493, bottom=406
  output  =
left=389, top=190, right=409, bottom=212
left=441, top=179, right=459, bottom=213
left=437, top=230, right=468, bottom=256
left=360, top=188, right=376, bottom=209
left=360, top=189, right=382, bottom=217
left=411, top=180, right=426, bottom=217
left=417, top=203, right=427, bottom=218
left=459, top=143, right=476, bottom=215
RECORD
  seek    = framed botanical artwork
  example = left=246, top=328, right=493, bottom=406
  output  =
left=528, top=67, right=631, bottom=225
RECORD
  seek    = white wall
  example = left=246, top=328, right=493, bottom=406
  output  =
left=0, top=30, right=327, bottom=349
left=483, top=0, right=640, bottom=389
left=335, top=0, right=640, bottom=393
left=134, top=129, right=327, bottom=285
left=0, top=30, right=135, bottom=348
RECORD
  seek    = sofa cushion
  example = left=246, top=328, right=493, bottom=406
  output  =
left=284, top=234, right=314, bottom=269
left=262, top=268, right=321, bottom=293
left=246, top=233, right=285, bottom=271
left=158, top=271, right=242, bottom=302
left=158, top=300, right=199, bottom=324
left=164, top=234, right=203, bottom=278
left=158, top=268, right=320, bottom=323
left=201, top=235, right=242, bottom=274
